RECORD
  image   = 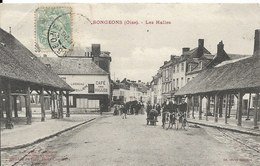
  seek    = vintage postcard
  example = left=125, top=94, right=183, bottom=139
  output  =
left=0, top=3, right=260, bottom=166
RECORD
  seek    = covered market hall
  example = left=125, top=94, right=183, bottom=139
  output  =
left=0, top=28, right=73, bottom=129
left=175, top=29, right=260, bottom=129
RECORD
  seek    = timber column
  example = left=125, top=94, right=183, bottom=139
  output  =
left=187, top=96, right=191, bottom=118
left=224, top=94, right=229, bottom=124
left=206, top=95, right=210, bottom=121
left=214, top=94, right=219, bottom=122
left=51, top=91, right=55, bottom=119
left=59, top=90, right=63, bottom=119
left=66, top=91, right=70, bottom=117
left=192, top=96, right=195, bottom=119
left=13, top=95, right=18, bottom=118
left=40, top=87, right=45, bottom=121
left=5, top=80, right=13, bottom=129
left=198, top=95, right=202, bottom=120
left=237, top=92, right=244, bottom=126
left=253, top=93, right=259, bottom=129
left=25, top=86, right=32, bottom=124
left=0, top=88, right=3, bottom=118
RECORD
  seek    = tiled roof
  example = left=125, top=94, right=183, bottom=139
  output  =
left=39, top=57, right=109, bottom=75
left=175, top=56, right=260, bottom=95
left=0, top=28, right=72, bottom=91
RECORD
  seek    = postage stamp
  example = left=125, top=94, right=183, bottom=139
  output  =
left=35, top=7, right=73, bottom=56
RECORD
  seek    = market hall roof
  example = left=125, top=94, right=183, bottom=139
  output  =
left=0, top=28, right=73, bottom=91
left=39, top=57, right=109, bottom=75
left=175, top=56, right=260, bottom=96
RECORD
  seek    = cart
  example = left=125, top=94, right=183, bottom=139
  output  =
left=146, top=109, right=158, bottom=126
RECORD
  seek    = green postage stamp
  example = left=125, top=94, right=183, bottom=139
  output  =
left=35, top=7, right=72, bottom=56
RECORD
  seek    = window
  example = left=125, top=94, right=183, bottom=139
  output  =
left=189, top=65, right=192, bottom=72
left=166, top=69, right=169, bottom=80
left=88, top=84, right=95, bottom=93
left=187, top=78, right=190, bottom=82
left=163, top=70, right=166, bottom=81
left=176, top=78, right=179, bottom=88
left=181, top=77, right=183, bottom=87
left=181, top=62, right=184, bottom=72
left=172, top=79, right=175, bottom=88
left=177, top=64, right=179, bottom=73
left=173, top=65, right=175, bottom=73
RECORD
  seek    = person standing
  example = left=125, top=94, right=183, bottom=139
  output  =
left=155, top=103, right=161, bottom=116
left=146, top=102, right=153, bottom=118
left=122, top=104, right=127, bottom=119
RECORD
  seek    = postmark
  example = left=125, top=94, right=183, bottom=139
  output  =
left=35, top=7, right=73, bottom=56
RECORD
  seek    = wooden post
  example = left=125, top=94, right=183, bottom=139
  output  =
left=225, top=94, right=228, bottom=124
left=246, top=93, right=251, bottom=120
left=51, top=91, right=55, bottom=119
left=192, top=95, right=195, bottom=119
left=40, top=87, right=45, bottom=122
left=54, top=92, right=58, bottom=118
left=13, top=95, right=18, bottom=118
left=0, top=92, right=3, bottom=118
left=0, top=78, right=3, bottom=118
left=199, top=95, right=202, bottom=120
left=237, top=92, right=243, bottom=126
left=206, top=95, right=210, bottom=121
left=214, top=94, right=219, bottom=122
left=59, top=90, right=63, bottom=119
left=228, top=94, right=232, bottom=118
left=187, top=96, right=191, bottom=118
left=219, top=95, right=223, bottom=118
left=66, top=91, right=70, bottom=117
left=253, top=93, right=259, bottom=129
left=5, top=80, right=13, bottom=129
left=25, top=86, right=32, bottom=124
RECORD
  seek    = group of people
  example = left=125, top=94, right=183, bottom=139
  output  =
left=146, top=97, right=187, bottom=126
left=113, top=101, right=145, bottom=119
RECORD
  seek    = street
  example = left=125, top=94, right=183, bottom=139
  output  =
left=2, top=114, right=259, bottom=166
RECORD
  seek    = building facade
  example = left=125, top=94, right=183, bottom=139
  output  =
left=40, top=44, right=112, bottom=112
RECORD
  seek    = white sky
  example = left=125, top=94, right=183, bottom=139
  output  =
left=1, top=3, right=260, bottom=82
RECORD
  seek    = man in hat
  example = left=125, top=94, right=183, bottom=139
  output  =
left=162, top=96, right=173, bottom=127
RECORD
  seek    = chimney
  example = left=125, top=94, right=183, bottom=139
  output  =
left=9, top=27, right=11, bottom=34
left=138, top=80, right=141, bottom=83
left=196, top=39, right=204, bottom=58
left=217, top=40, right=224, bottom=55
left=164, top=61, right=168, bottom=65
left=198, top=39, right=204, bottom=48
left=91, top=44, right=101, bottom=57
left=253, top=29, right=260, bottom=57
left=170, top=55, right=175, bottom=61
left=182, top=47, right=190, bottom=54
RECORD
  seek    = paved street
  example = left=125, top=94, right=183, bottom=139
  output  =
left=2, top=114, right=260, bottom=166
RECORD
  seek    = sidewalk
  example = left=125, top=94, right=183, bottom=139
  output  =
left=187, top=113, right=260, bottom=136
left=0, top=114, right=100, bottom=150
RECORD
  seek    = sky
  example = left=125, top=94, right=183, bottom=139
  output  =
left=1, top=3, right=260, bottom=82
